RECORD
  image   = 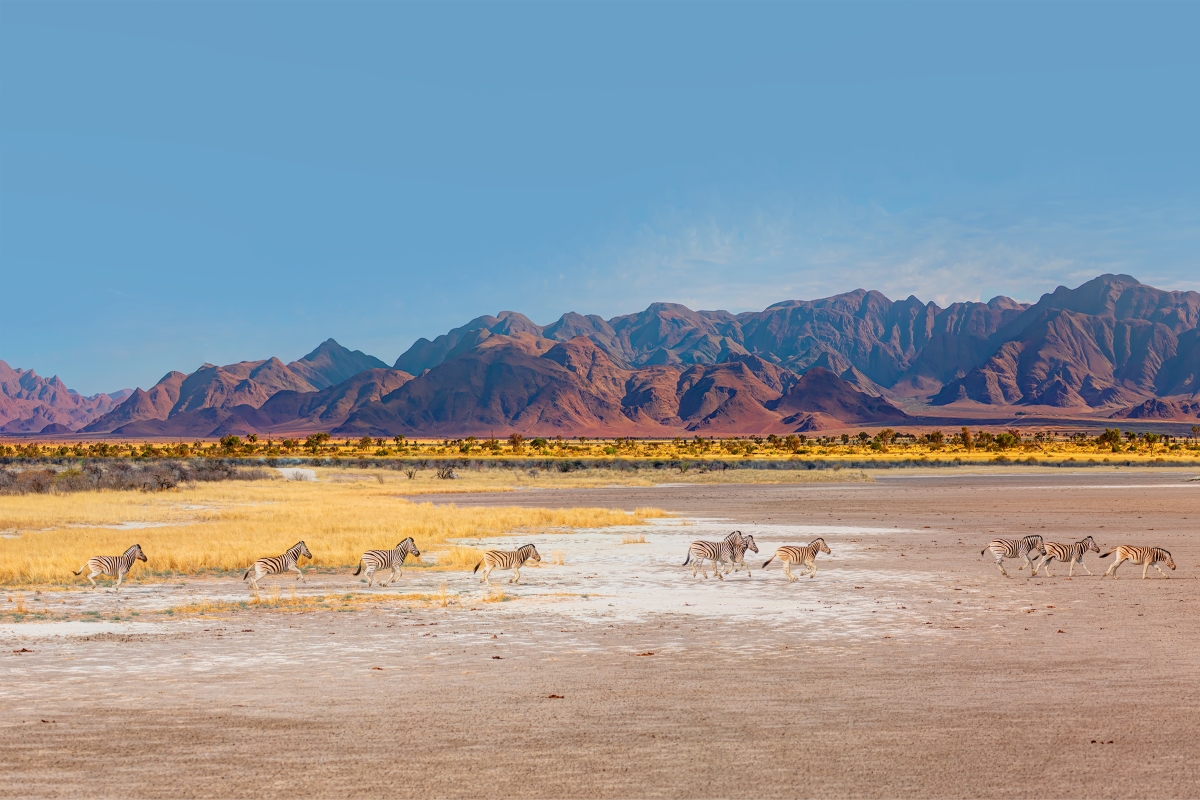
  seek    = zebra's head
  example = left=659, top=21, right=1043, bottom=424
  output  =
left=297, top=541, right=313, bottom=560
left=742, top=534, right=759, bottom=554
left=1162, top=550, right=1177, bottom=570
left=399, top=539, right=421, bottom=559
left=813, top=537, right=831, bottom=555
left=1080, top=536, right=1100, bottom=554
left=522, top=544, right=541, bottom=563
left=128, top=544, right=147, bottom=562
left=723, top=530, right=743, bottom=544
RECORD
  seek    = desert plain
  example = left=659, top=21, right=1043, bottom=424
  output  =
left=2, top=468, right=1199, bottom=799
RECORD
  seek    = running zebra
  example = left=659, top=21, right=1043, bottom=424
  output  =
left=762, top=538, right=831, bottom=581
left=353, top=537, right=420, bottom=587
left=725, top=534, right=760, bottom=577
left=243, top=540, right=313, bottom=591
left=1100, top=545, right=1176, bottom=579
left=73, top=543, right=147, bottom=590
left=1033, top=536, right=1100, bottom=578
left=981, top=535, right=1047, bottom=578
left=473, top=544, right=540, bottom=586
left=683, top=531, right=744, bottom=580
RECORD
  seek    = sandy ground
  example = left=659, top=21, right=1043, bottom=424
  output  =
left=3, top=470, right=1199, bottom=799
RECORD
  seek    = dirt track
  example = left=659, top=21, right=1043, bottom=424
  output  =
left=3, top=470, right=1199, bottom=799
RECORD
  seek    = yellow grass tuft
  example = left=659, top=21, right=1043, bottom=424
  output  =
left=620, top=533, right=647, bottom=544
left=0, top=479, right=669, bottom=585
left=436, top=546, right=486, bottom=571
left=481, top=587, right=508, bottom=603
left=549, top=549, right=566, bottom=565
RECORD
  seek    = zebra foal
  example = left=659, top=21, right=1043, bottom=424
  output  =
left=762, top=538, right=831, bottom=581
left=981, top=535, right=1046, bottom=578
left=1100, top=545, right=1176, bottom=579
left=73, top=544, right=147, bottom=590
left=473, top=544, right=540, bottom=586
left=243, top=540, right=312, bottom=591
left=1033, top=536, right=1100, bottom=578
left=682, top=531, right=744, bottom=580
left=353, top=537, right=420, bottom=587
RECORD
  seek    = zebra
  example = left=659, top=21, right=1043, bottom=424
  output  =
left=762, top=538, right=831, bottom=581
left=243, top=540, right=313, bottom=591
left=1032, top=536, right=1100, bottom=578
left=473, top=544, right=540, bottom=586
left=353, top=537, right=420, bottom=587
left=73, top=544, right=147, bottom=590
left=724, top=534, right=760, bottom=577
left=683, top=531, right=744, bottom=580
left=981, top=535, right=1047, bottom=578
left=1100, top=545, right=1176, bottom=579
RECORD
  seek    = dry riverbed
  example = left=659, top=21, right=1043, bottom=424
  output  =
left=3, top=470, right=1199, bottom=799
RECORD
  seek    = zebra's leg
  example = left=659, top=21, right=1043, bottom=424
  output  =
left=714, top=560, right=724, bottom=580
left=994, top=559, right=1010, bottom=578
left=388, top=566, right=402, bottom=586
left=365, top=566, right=376, bottom=588
left=481, top=566, right=493, bottom=587
left=290, top=565, right=306, bottom=584
left=114, top=570, right=124, bottom=591
left=1103, top=557, right=1122, bottom=578
left=1067, top=560, right=1075, bottom=578
left=808, top=559, right=818, bottom=579
left=782, top=561, right=793, bottom=582
left=511, top=567, right=521, bottom=584
left=1153, top=562, right=1170, bottom=579
left=86, top=570, right=100, bottom=589
left=1143, top=561, right=1151, bottom=580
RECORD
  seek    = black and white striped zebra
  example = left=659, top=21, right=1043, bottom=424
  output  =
left=1100, top=545, right=1176, bottom=579
left=353, top=537, right=420, bottom=587
left=73, top=544, right=147, bottom=590
left=762, top=538, right=831, bottom=581
left=981, top=535, right=1047, bottom=578
left=473, top=544, right=540, bottom=586
left=243, top=540, right=313, bottom=590
left=1033, top=535, right=1100, bottom=578
left=724, top=534, right=760, bottom=577
left=682, top=531, right=744, bottom=580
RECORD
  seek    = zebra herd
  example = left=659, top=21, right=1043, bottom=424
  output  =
left=683, top=530, right=833, bottom=581
left=66, top=531, right=1177, bottom=591
left=982, top=535, right=1177, bottom=579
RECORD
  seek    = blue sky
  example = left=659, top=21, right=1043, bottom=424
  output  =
left=2, top=1, right=1198, bottom=394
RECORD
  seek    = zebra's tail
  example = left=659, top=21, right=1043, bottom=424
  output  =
left=1099, top=549, right=1115, bottom=559
left=353, top=562, right=363, bottom=576
left=242, top=568, right=251, bottom=581
left=980, top=547, right=988, bottom=557
left=762, top=556, right=774, bottom=569
left=682, top=551, right=691, bottom=566
left=73, top=565, right=85, bottom=575
left=472, top=560, right=483, bottom=574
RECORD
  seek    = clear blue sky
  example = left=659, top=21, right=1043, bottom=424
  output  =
left=2, top=1, right=1198, bottom=394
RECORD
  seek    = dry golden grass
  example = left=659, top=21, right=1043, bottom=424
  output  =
left=620, top=533, right=648, bottom=544
left=161, top=587, right=459, bottom=618
left=549, top=549, right=566, bottom=565
left=435, top=545, right=487, bottom=571
left=0, top=478, right=669, bottom=585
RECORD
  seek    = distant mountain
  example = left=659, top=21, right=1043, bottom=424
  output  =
left=337, top=335, right=906, bottom=436
left=84, top=339, right=392, bottom=435
left=9, top=275, right=1200, bottom=439
left=0, top=360, right=130, bottom=433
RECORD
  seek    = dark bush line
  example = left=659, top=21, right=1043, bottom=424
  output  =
left=0, top=460, right=273, bottom=495
left=2, top=454, right=1196, bottom=479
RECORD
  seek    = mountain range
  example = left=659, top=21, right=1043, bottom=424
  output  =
left=4, top=275, right=1199, bottom=437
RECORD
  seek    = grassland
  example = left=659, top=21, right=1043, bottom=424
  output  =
left=0, top=475, right=669, bottom=586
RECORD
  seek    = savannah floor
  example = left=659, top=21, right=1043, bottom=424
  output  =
left=2, top=471, right=1199, bottom=798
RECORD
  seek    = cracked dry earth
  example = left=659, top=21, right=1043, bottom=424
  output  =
left=2, top=471, right=1199, bottom=799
